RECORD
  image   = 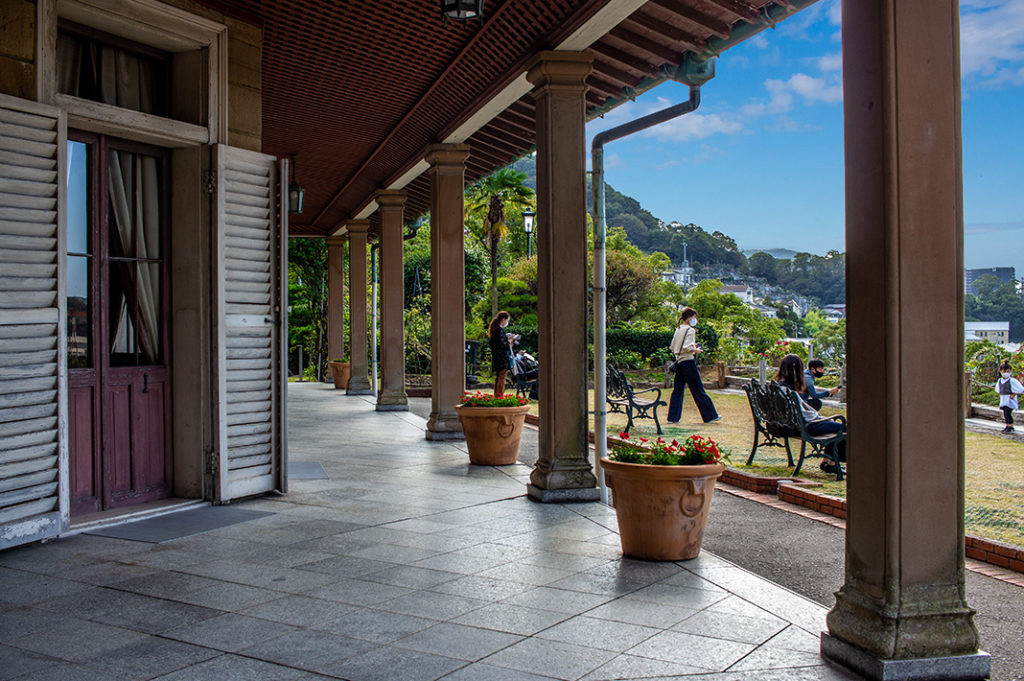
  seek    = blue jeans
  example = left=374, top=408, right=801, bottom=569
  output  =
left=807, top=419, right=846, bottom=462
left=667, top=359, right=718, bottom=423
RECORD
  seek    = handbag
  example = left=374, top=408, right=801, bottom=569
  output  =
left=667, top=360, right=679, bottom=373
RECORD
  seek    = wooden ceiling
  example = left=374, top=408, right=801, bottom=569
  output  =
left=245, top=0, right=816, bottom=235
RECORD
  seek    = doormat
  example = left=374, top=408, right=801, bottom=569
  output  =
left=288, top=461, right=329, bottom=480
left=85, top=506, right=274, bottom=543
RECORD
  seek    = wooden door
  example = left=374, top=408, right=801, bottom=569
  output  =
left=66, top=134, right=171, bottom=514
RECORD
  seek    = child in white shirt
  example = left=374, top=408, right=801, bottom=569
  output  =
left=995, top=360, right=1024, bottom=434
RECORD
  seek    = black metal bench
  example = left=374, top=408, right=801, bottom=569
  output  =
left=606, top=364, right=666, bottom=435
left=742, top=378, right=846, bottom=480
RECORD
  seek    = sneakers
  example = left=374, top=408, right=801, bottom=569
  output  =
left=706, top=416, right=722, bottom=423
left=1002, top=425, right=1016, bottom=434
left=820, top=460, right=838, bottom=474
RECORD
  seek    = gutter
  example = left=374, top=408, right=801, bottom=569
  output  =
left=591, top=55, right=715, bottom=504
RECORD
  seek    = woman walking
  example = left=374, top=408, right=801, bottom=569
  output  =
left=667, top=307, right=720, bottom=424
left=488, top=311, right=514, bottom=397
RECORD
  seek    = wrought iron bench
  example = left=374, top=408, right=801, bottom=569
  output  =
left=743, top=378, right=846, bottom=480
left=606, top=364, right=666, bottom=435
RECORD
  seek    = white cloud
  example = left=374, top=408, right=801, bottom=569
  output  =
left=960, top=0, right=1024, bottom=86
left=786, top=73, right=843, bottom=103
left=742, top=72, right=842, bottom=117
left=642, top=112, right=743, bottom=142
left=817, top=52, right=842, bottom=73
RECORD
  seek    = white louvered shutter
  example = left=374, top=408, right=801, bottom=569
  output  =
left=213, top=146, right=287, bottom=502
left=0, top=95, right=68, bottom=548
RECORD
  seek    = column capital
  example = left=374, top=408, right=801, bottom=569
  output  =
left=375, top=190, right=407, bottom=210
left=346, top=219, right=371, bottom=235
left=425, top=143, right=471, bottom=168
left=326, top=235, right=348, bottom=248
left=526, top=51, right=593, bottom=91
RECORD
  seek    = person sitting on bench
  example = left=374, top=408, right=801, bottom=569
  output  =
left=777, top=354, right=846, bottom=474
left=512, top=350, right=538, bottom=399
left=803, top=358, right=839, bottom=410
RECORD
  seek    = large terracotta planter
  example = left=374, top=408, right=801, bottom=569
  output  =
left=329, top=361, right=351, bottom=389
left=456, top=404, right=530, bottom=465
left=601, top=458, right=726, bottom=561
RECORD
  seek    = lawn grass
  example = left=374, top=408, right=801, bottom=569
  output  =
left=527, top=388, right=1024, bottom=547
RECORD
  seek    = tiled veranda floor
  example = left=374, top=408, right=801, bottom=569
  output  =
left=0, top=382, right=861, bottom=681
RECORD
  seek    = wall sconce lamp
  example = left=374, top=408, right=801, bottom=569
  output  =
left=441, top=0, right=483, bottom=23
left=288, top=153, right=305, bottom=214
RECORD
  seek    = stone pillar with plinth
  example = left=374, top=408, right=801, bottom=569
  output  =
left=525, top=52, right=599, bottom=502
left=424, top=144, right=470, bottom=440
left=375, top=190, right=409, bottom=411
left=345, top=220, right=372, bottom=395
left=821, top=3, right=989, bottom=680
left=326, top=236, right=346, bottom=365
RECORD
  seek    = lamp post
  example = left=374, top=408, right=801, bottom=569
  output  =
left=523, top=209, right=535, bottom=258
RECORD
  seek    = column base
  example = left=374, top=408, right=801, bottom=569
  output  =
left=425, top=413, right=464, bottom=441
left=821, top=633, right=990, bottom=681
left=376, top=389, right=408, bottom=411
left=527, top=484, right=601, bottom=503
left=347, top=376, right=372, bottom=395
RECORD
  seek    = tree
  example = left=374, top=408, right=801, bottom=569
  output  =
left=288, top=238, right=329, bottom=379
left=748, top=252, right=778, bottom=282
left=465, top=168, right=535, bottom=319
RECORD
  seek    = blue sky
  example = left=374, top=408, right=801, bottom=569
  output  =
left=586, top=0, right=1024, bottom=278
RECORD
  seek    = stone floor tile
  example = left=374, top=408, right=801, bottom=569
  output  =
left=374, top=590, right=488, bottom=621
left=35, top=586, right=148, bottom=619
left=0, top=643, right=61, bottom=678
left=163, top=613, right=297, bottom=653
left=0, top=607, right=63, bottom=642
left=393, top=622, right=522, bottom=661
left=542, top=571, right=649, bottom=597
left=50, top=561, right=158, bottom=587
left=534, top=615, right=660, bottom=652
left=302, top=578, right=414, bottom=605
left=427, top=575, right=536, bottom=602
left=410, top=551, right=512, bottom=575
left=89, top=593, right=223, bottom=634
left=6, top=619, right=149, bottom=662
left=586, top=597, right=698, bottom=629
left=15, top=662, right=122, bottom=681
left=240, top=594, right=359, bottom=626
left=481, top=637, right=618, bottom=681
left=516, top=552, right=611, bottom=573
left=148, top=653, right=313, bottom=680
left=362, top=565, right=462, bottom=589
left=761, top=624, right=823, bottom=653
left=579, top=653, right=718, bottom=681
left=173, top=581, right=282, bottom=611
left=727, top=643, right=826, bottom=672
left=625, top=630, right=756, bottom=672
left=0, top=568, right=93, bottom=606
left=438, top=662, right=559, bottom=680
left=296, top=554, right=396, bottom=578
left=349, top=543, right=444, bottom=564
left=315, top=607, right=436, bottom=642
left=322, top=644, right=466, bottom=681
left=239, top=628, right=377, bottom=672
left=79, top=637, right=218, bottom=680
left=107, top=572, right=224, bottom=600
left=476, top=562, right=575, bottom=586
left=503, top=586, right=614, bottom=615
left=658, top=568, right=731, bottom=592
left=672, top=609, right=788, bottom=645
left=451, top=603, right=570, bottom=636
left=626, top=582, right=731, bottom=609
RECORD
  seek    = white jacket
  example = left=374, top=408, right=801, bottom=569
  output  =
left=995, top=376, right=1024, bottom=411
left=670, top=324, right=697, bottom=361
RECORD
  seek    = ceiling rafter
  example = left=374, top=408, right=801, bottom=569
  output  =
left=623, top=13, right=705, bottom=53
left=649, top=0, right=732, bottom=38
left=609, top=27, right=682, bottom=64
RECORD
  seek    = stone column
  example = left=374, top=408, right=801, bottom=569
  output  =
left=424, top=144, right=470, bottom=440
left=526, top=52, right=599, bottom=502
left=821, top=3, right=989, bottom=680
left=345, top=220, right=372, bottom=395
left=326, top=236, right=346, bottom=366
left=375, top=190, right=408, bottom=411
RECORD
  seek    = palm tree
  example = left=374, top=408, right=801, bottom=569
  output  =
left=465, top=167, right=535, bottom=319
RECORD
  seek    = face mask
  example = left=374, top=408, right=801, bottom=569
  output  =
left=1003, top=372, right=1013, bottom=379
left=687, top=318, right=697, bottom=327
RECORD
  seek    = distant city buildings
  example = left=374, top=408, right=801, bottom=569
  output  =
left=964, top=321, right=1010, bottom=344
left=964, top=267, right=1015, bottom=296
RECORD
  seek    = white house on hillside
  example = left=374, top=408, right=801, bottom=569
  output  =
left=964, top=321, right=1010, bottom=344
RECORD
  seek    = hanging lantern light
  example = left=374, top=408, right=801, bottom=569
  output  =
left=288, top=153, right=305, bottom=214
left=441, top=0, right=483, bottom=22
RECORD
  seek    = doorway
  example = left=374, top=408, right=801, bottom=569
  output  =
left=66, top=133, right=172, bottom=515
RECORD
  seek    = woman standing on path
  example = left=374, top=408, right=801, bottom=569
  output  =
left=667, top=307, right=720, bottom=424
left=488, top=311, right=514, bottom=397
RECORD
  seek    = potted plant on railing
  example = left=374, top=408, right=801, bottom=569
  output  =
left=456, top=391, right=530, bottom=465
left=328, top=357, right=351, bottom=389
left=601, top=432, right=726, bottom=561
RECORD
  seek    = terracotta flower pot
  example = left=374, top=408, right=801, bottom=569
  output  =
left=456, top=404, right=530, bottom=465
left=328, top=361, right=350, bottom=389
left=601, top=458, right=726, bottom=561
